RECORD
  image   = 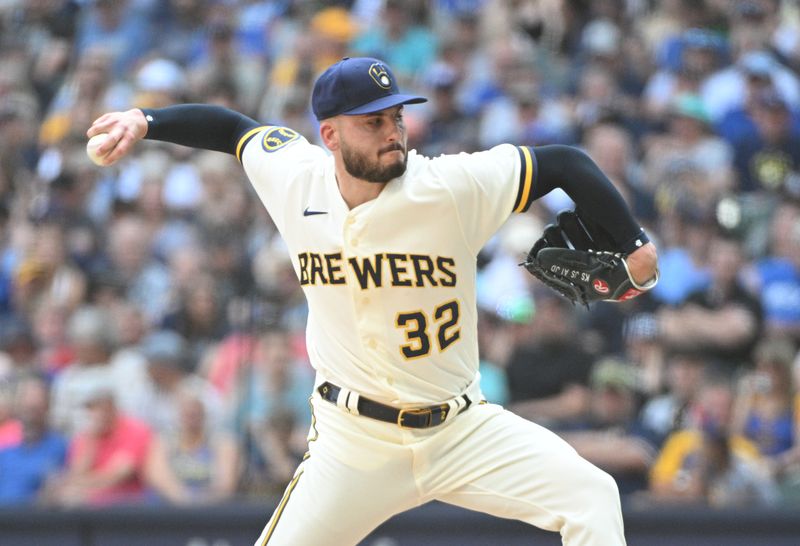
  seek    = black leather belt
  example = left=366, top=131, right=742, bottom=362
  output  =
left=317, top=381, right=472, bottom=429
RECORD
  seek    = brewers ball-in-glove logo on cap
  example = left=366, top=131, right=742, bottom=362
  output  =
left=262, top=126, right=299, bottom=153
left=369, top=63, right=392, bottom=89
left=311, top=57, right=427, bottom=121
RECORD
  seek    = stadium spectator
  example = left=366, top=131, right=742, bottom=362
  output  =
left=0, top=380, right=21, bottom=450
left=643, top=28, right=724, bottom=122
left=234, top=327, right=313, bottom=495
left=571, top=62, right=638, bottom=139
left=203, top=228, right=254, bottom=301
left=507, top=294, right=594, bottom=427
left=582, top=122, right=656, bottom=223
left=154, top=0, right=209, bottom=68
left=648, top=370, right=778, bottom=507
left=351, top=0, right=437, bottom=82
left=104, top=215, right=171, bottom=325
left=731, top=88, right=800, bottom=193
left=766, top=347, right=800, bottom=492
left=50, top=305, right=117, bottom=435
left=658, top=231, right=763, bottom=369
left=649, top=204, right=713, bottom=306
left=39, top=46, right=128, bottom=147
left=10, top=0, right=79, bottom=112
left=162, top=272, right=229, bottom=365
left=186, top=20, right=267, bottom=115
left=242, top=405, right=305, bottom=497
left=639, top=350, right=707, bottom=446
left=0, top=318, right=38, bottom=383
left=0, top=376, right=67, bottom=505
left=145, top=382, right=238, bottom=505
left=561, top=358, right=661, bottom=494
left=474, top=308, right=513, bottom=407
left=24, top=220, right=87, bottom=311
left=193, top=150, right=252, bottom=233
left=732, top=338, right=797, bottom=457
left=703, top=49, right=800, bottom=125
left=644, top=93, right=735, bottom=206
left=132, top=58, right=188, bottom=110
left=74, top=0, right=153, bottom=78
left=743, top=200, right=800, bottom=340
left=131, top=329, right=223, bottom=435
left=714, top=55, right=800, bottom=144
left=53, top=378, right=152, bottom=506
left=238, top=326, right=314, bottom=437
left=420, top=62, right=479, bottom=156
left=477, top=40, right=549, bottom=148
left=106, top=301, right=150, bottom=417
left=260, top=7, right=357, bottom=131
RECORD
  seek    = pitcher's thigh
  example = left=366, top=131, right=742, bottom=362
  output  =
left=433, top=408, right=626, bottom=546
left=253, top=449, right=418, bottom=546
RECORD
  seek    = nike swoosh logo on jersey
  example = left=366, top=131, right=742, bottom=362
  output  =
left=303, top=207, right=327, bottom=216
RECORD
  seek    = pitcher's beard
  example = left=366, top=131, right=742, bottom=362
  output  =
left=341, top=144, right=407, bottom=183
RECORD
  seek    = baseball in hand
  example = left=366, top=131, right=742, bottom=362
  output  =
left=86, top=133, right=111, bottom=166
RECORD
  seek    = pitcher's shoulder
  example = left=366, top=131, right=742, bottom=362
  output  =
left=240, top=125, right=327, bottom=167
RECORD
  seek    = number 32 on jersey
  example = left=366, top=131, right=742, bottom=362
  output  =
left=395, top=299, right=461, bottom=360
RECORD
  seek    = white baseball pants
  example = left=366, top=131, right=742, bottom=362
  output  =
left=253, top=392, right=626, bottom=546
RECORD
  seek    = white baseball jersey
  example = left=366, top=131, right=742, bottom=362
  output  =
left=240, top=125, right=627, bottom=546
left=237, top=125, right=537, bottom=406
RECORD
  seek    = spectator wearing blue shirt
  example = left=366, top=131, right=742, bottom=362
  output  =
left=0, top=376, right=67, bottom=505
left=651, top=206, right=712, bottom=306
left=745, top=201, right=800, bottom=339
left=714, top=58, right=800, bottom=146
left=75, top=0, right=154, bottom=78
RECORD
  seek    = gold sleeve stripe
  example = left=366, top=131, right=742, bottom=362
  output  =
left=513, top=146, right=535, bottom=213
left=261, top=469, right=304, bottom=545
left=236, top=126, right=268, bottom=162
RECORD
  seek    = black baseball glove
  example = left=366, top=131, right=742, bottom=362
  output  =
left=521, top=209, right=658, bottom=306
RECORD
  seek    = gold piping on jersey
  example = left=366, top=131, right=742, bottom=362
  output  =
left=307, top=396, right=319, bottom=445
left=262, top=469, right=304, bottom=545
left=236, top=126, right=267, bottom=162
left=513, top=146, right=536, bottom=213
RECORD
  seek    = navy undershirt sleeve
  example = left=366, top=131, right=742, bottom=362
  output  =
left=140, top=105, right=261, bottom=156
left=531, top=145, right=647, bottom=253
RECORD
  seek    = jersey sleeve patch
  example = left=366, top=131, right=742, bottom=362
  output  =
left=236, top=126, right=268, bottom=162
left=512, top=146, right=537, bottom=213
left=262, top=126, right=300, bottom=153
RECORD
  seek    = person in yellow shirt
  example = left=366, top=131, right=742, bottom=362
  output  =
left=649, top=371, right=778, bottom=507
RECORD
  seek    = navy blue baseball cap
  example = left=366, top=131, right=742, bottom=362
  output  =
left=311, top=57, right=427, bottom=121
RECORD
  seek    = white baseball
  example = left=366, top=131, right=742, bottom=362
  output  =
left=86, top=133, right=110, bottom=166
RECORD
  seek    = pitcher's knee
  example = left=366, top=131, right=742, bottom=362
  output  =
left=574, top=467, right=625, bottom=543
left=577, top=465, right=621, bottom=511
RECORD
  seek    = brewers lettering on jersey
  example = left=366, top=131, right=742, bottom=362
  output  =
left=88, top=56, right=658, bottom=546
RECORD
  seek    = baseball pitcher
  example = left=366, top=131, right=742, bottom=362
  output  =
left=88, top=57, right=658, bottom=545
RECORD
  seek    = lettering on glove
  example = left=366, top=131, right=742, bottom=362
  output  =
left=520, top=210, right=657, bottom=306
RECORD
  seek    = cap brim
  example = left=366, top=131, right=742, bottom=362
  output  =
left=343, top=94, right=427, bottom=116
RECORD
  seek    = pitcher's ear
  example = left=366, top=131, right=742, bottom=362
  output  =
left=319, top=120, right=339, bottom=151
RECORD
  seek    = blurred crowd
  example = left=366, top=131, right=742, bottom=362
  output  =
left=0, top=0, right=799, bottom=512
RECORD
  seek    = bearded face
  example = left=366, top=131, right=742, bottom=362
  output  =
left=339, top=137, right=408, bottom=184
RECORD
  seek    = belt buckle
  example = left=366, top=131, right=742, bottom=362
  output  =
left=397, top=407, right=432, bottom=429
